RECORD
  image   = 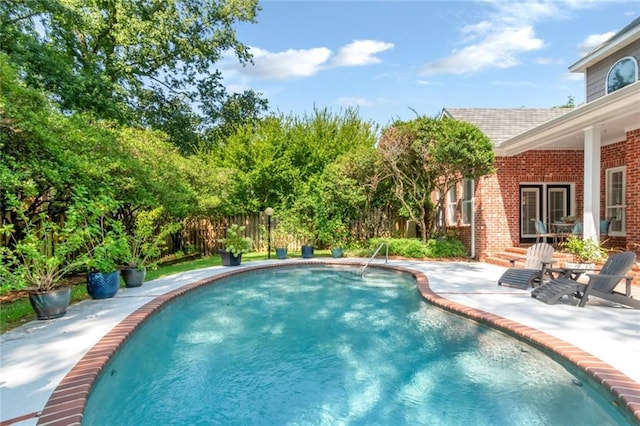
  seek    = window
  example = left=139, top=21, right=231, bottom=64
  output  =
left=606, top=167, right=626, bottom=235
left=447, top=185, right=457, bottom=225
left=606, top=57, right=638, bottom=94
left=435, top=190, right=445, bottom=230
left=461, top=179, right=473, bottom=225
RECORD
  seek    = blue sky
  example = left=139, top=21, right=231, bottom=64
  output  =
left=220, top=1, right=640, bottom=127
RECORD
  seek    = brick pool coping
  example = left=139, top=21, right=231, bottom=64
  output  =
left=28, top=261, right=640, bottom=425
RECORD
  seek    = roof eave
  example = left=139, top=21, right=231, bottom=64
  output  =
left=569, top=26, right=640, bottom=73
left=499, top=83, right=640, bottom=155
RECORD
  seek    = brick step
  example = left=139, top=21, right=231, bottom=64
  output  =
left=486, top=248, right=573, bottom=269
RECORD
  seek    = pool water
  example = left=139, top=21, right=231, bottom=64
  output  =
left=84, top=266, right=628, bottom=425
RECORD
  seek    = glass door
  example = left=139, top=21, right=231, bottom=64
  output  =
left=547, top=186, right=569, bottom=223
left=520, top=186, right=540, bottom=239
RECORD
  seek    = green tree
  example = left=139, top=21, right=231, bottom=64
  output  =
left=378, top=116, right=494, bottom=242
left=217, top=107, right=379, bottom=216
left=0, top=0, right=266, bottom=145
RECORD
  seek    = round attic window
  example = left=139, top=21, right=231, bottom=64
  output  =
left=606, top=56, right=638, bottom=94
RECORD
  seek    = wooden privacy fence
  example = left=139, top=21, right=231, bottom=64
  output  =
left=172, top=209, right=409, bottom=255
left=0, top=209, right=409, bottom=257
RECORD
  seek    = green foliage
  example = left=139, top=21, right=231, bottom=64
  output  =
left=80, top=195, right=129, bottom=273
left=378, top=115, right=494, bottom=242
left=123, top=208, right=182, bottom=269
left=561, top=236, right=607, bottom=263
left=218, top=224, right=253, bottom=257
left=1, top=0, right=265, bottom=146
left=367, top=237, right=466, bottom=259
left=425, top=238, right=467, bottom=258
left=0, top=192, right=121, bottom=291
left=270, top=222, right=291, bottom=249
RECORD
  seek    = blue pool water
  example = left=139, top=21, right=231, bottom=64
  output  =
left=84, top=266, right=629, bottom=425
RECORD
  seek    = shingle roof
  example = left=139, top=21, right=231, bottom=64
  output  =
left=440, top=107, right=573, bottom=146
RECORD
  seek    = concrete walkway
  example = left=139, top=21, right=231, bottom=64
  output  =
left=1, top=259, right=639, bottom=425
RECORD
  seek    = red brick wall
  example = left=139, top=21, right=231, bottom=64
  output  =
left=622, top=129, right=640, bottom=252
left=475, top=150, right=584, bottom=260
left=451, top=128, right=640, bottom=262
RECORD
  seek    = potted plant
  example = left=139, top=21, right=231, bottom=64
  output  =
left=0, top=199, right=93, bottom=319
left=560, top=235, right=607, bottom=269
left=218, top=224, right=253, bottom=266
left=561, top=215, right=578, bottom=224
left=319, top=219, right=349, bottom=258
left=121, top=208, right=180, bottom=287
left=84, top=199, right=129, bottom=299
left=271, top=223, right=290, bottom=260
left=299, top=229, right=316, bottom=259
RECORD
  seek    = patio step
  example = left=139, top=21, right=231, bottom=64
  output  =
left=486, top=247, right=572, bottom=269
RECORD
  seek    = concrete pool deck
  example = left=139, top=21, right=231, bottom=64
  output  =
left=1, top=258, right=639, bottom=425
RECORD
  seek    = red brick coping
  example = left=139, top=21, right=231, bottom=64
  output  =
left=19, top=260, right=640, bottom=425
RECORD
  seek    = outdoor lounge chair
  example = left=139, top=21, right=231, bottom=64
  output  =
left=531, top=251, right=639, bottom=308
left=498, top=243, right=554, bottom=289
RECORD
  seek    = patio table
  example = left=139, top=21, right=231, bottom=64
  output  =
left=550, top=222, right=575, bottom=244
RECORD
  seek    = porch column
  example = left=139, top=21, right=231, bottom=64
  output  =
left=583, top=126, right=601, bottom=241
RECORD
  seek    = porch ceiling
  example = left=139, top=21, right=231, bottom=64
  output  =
left=498, top=82, right=640, bottom=156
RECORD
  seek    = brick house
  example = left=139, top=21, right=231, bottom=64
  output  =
left=440, top=16, right=640, bottom=262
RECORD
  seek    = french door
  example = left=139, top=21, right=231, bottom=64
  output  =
left=520, top=184, right=571, bottom=241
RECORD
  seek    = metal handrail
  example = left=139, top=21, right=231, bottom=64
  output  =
left=361, top=241, right=389, bottom=276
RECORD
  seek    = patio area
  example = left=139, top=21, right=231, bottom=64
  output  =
left=1, top=258, right=639, bottom=425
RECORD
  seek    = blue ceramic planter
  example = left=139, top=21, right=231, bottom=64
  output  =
left=275, top=248, right=288, bottom=259
left=87, top=270, right=120, bottom=299
left=301, top=245, right=314, bottom=258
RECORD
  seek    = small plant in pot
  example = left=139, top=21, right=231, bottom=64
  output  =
left=319, top=219, right=349, bottom=258
left=218, top=224, right=253, bottom=266
left=561, top=235, right=607, bottom=269
left=271, top=223, right=290, bottom=260
left=121, top=208, right=181, bottom=287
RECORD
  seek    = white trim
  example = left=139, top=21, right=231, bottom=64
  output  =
left=605, top=166, right=627, bottom=237
left=569, top=21, right=640, bottom=73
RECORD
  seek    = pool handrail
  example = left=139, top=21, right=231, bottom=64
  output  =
left=361, top=241, right=389, bottom=276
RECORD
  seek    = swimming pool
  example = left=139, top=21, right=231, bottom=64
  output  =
left=82, top=265, right=629, bottom=424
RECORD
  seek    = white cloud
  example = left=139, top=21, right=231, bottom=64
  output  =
left=331, top=40, right=394, bottom=67
left=534, top=57, right=564, bottom=65
left=416, top=80, right=443, bottom=86
left=420, top=0, right=605, bottom=76
left=235, top=46, right=332, bottom=80
left=221, top=39, right=392, bottom=82
left=336, top=97, right=374, bottom=107
left=577, top=32, right=616, bottom=56
left=562, top=72, right=583, bottom=81
left=421, top=26, right=543, bottom=75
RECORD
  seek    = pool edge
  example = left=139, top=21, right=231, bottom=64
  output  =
left=31, top=260, right=640, bottom=425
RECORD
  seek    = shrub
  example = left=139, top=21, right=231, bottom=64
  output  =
left=367, top=237, right=465, bottom=259
left=425, top=238, right=466, bottom=258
